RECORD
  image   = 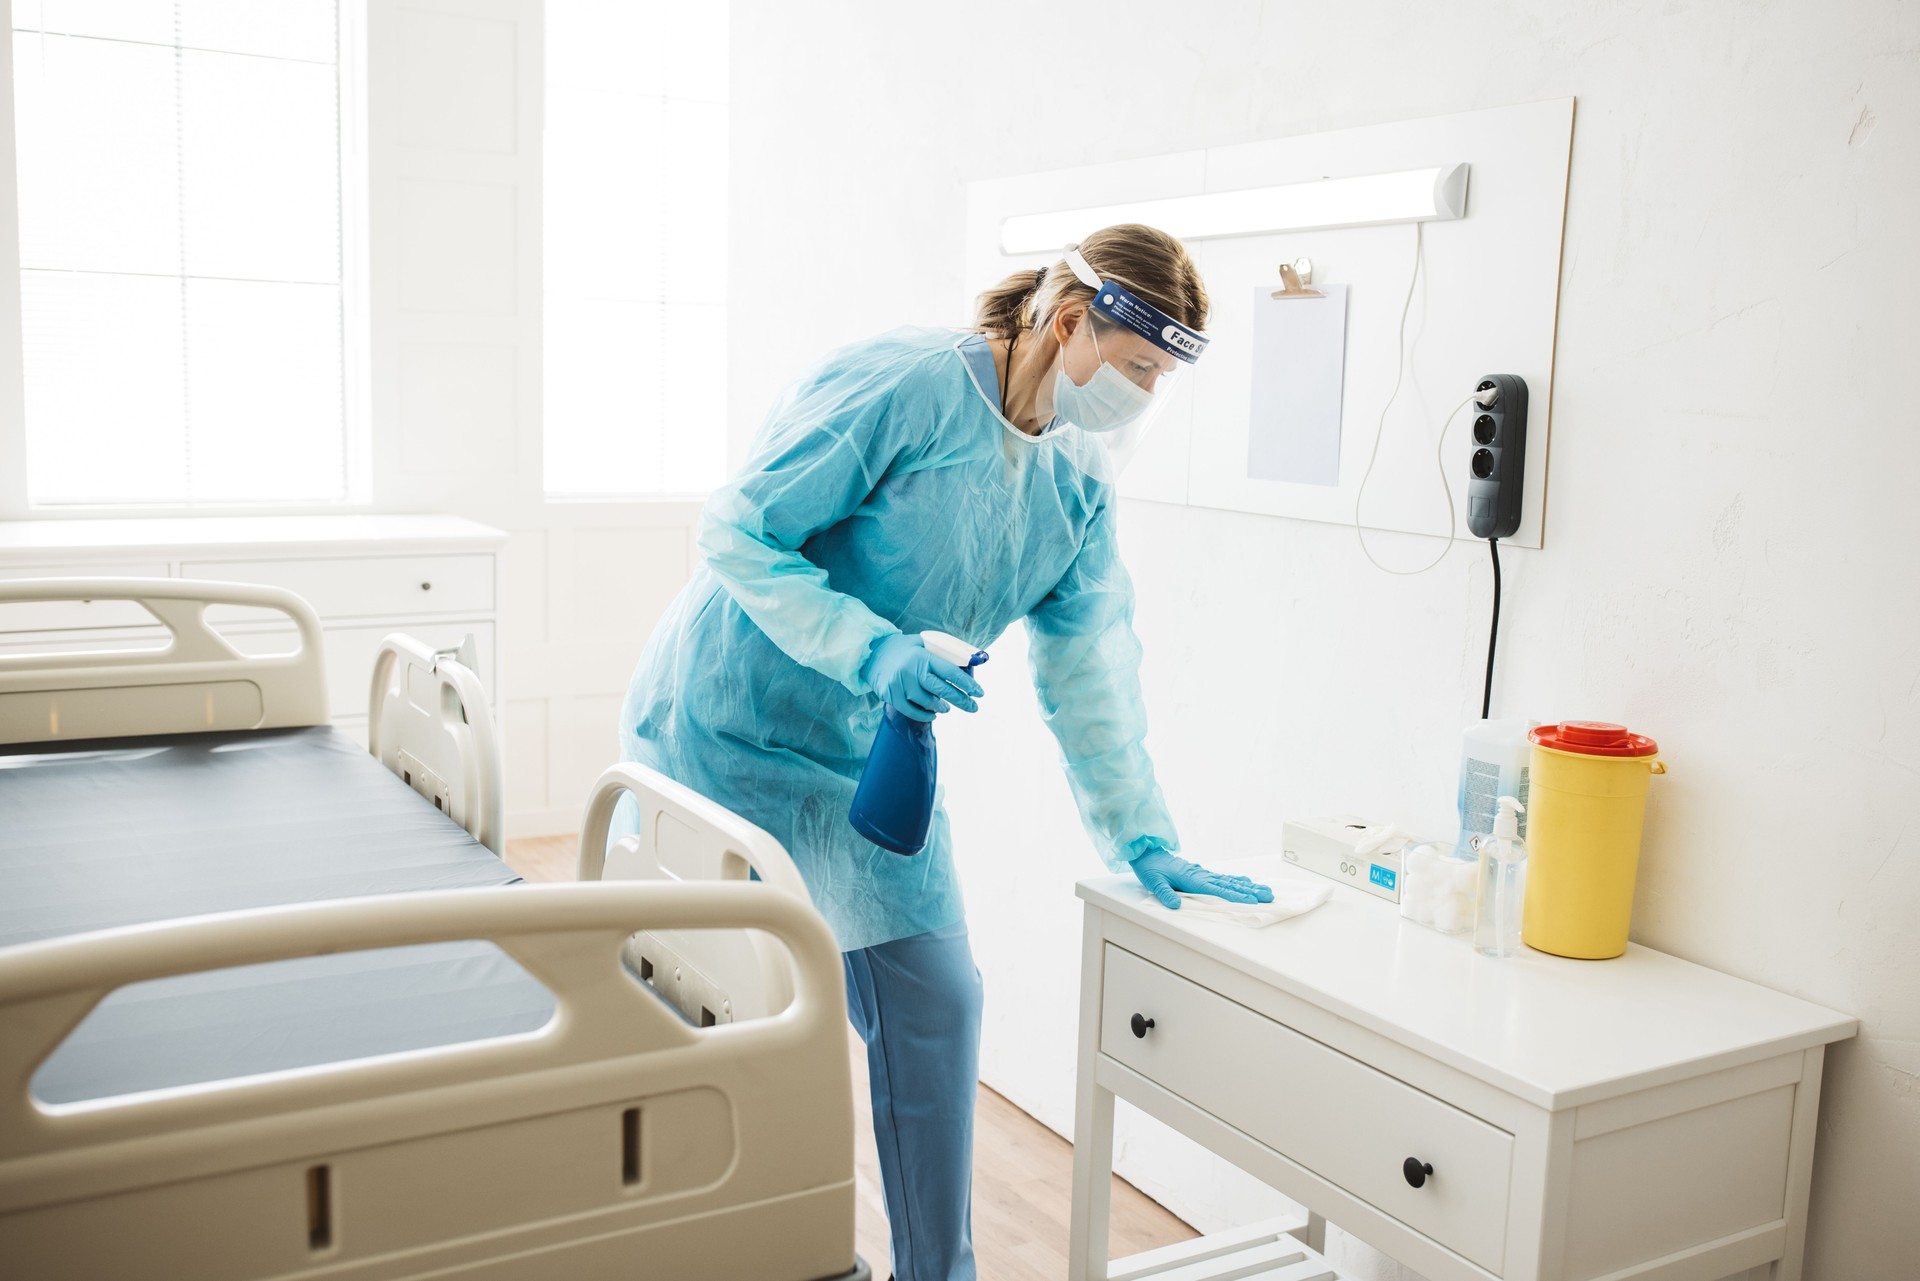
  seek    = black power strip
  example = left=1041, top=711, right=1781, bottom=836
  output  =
left=1469, top=375, right=1527, bottom=716
left=1467, top=374, right=1528, bottom=540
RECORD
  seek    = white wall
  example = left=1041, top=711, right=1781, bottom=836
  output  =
left=366, top=0, right=702, bottom=837
left=730, top=1, right=1920, bottom=1276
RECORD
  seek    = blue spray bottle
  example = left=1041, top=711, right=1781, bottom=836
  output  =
left=848, top=631, right=988, bottom=856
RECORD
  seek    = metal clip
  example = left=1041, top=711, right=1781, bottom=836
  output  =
left=1270, top=257, right=1326, bottom=300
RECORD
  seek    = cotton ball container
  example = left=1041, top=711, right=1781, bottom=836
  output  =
left=1398, top=844, right=1442, bottom=924
left=1399, top=841, right=1478, bottom=935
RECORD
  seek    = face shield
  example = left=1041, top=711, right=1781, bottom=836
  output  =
left=1036, top=247, right=1209, bottom=469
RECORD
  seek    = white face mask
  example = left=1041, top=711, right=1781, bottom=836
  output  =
left=1051, top=323, right=1151, bottom=435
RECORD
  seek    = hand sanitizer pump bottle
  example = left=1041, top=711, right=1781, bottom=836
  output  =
left=848, top=631, right=988, bottom=857
left=1474, top=796, right=1528, bottom=958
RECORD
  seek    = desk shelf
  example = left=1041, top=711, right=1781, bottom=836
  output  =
left=1110, top=1217, right=1342, bottom=1280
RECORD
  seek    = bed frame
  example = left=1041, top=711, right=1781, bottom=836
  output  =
left=0, top=578, right=867, bottom=1280
left=0, top=577, right=500, bottom=852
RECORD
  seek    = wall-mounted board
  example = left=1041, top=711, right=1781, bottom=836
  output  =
left=964, top=99, right=1574, bottom=549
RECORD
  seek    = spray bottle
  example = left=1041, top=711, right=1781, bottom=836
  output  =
left=848, top=631, right=988, bottom=856
left=1473, top=796, right=1528, bottom=958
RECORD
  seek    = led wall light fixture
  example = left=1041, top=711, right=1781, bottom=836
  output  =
left=998, top=163, right=1470, bottom=254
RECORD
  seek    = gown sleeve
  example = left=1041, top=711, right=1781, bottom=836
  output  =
left=697, top=346, right=932, bottom=694
left=1025, top=490, right=1180, bottom=869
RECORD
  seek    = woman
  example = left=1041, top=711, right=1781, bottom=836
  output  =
left=618, top=223, right=1272, bottom=1281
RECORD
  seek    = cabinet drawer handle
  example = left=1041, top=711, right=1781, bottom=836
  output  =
left=1129, top=1013, right=1155, bottom=1039
left=1403, top=1157, right=1434, bottom=1189
left=420, top=582, right=433, bottom=591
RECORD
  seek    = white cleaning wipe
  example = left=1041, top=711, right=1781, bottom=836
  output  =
left=1172, top=881, right=1332, bottom=928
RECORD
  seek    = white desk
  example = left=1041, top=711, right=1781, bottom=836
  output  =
left=1068, top=859, right=1856, bottom=1281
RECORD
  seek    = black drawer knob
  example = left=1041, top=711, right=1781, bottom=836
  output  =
left=1403, top=1157, right=1434, bottom=1189
left=1130, top=1013, right=1155, bottom=1039
left=420, top=582, right=433, bottom=591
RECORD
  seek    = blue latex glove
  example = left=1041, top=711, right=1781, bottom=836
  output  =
left=866, top=634, right=984, bottom=723
left=1129, top=848, right=1275, bottom=911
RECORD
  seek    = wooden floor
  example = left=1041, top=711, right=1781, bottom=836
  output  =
left=502, top=832, right=578, bottom=883
left=505, top=834, right=1197, bottom=1279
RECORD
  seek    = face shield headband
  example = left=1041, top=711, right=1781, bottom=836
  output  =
left=1064, top=247, right=1210, bottom=367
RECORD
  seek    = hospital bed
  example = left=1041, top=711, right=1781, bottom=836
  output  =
left=0, top=577, right=868, bottom=1280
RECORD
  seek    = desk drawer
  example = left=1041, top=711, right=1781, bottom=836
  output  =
left=1100, top=945, right=1512, bottom=1273
left=184, top=555, right=494, bottom=621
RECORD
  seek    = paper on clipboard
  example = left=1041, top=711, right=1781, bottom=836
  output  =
left=1246, top=284, right=1350, bottom=487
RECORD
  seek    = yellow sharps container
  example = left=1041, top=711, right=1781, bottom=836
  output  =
left=1522, top=721, right=1666, bottom=960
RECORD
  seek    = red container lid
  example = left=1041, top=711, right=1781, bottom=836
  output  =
left=1529, top=721, right=1659, bottom=758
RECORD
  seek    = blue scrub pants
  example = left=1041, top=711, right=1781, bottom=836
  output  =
left=842, top=920, right=984, bottom=1281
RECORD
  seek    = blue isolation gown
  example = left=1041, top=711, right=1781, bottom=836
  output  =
left=618, top=327, right=1178, bottom=951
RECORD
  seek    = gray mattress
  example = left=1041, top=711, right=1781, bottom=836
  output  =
left=0, top=726, right=556, bottom=1104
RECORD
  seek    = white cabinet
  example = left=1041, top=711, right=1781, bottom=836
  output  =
left=1069, top=860, right=1856, bottom=1281
left=0, top=515, right=506, bottom=743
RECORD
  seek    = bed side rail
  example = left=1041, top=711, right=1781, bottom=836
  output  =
left=369, top=633, right=503, bottom=854
left=578, top=762, right=812, bottom=1024
left=0, top=880, right=849, bottom=1208
left=0, top=577, right=329, bottom=744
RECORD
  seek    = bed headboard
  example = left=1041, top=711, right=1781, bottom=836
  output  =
left=0, top=578, right=329, bottom=745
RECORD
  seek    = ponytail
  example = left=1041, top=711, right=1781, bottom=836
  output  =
left=972, top=267, right=1049, bottom=339
left=971, top=224, right=1209, bottom=342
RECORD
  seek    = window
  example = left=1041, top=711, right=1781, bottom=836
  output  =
left=10, top=1, right=359, bottom=506
left=543, top=1, right=727, bottom=498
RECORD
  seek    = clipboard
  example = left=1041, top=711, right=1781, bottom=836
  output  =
left=1247, top=262, right=1349, bottom=487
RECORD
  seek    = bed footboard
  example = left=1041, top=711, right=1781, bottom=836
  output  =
left=0, top=881, right=859, bottom=1281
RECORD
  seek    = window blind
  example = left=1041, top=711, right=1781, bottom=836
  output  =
left=11, top=0, right=348, bottom=505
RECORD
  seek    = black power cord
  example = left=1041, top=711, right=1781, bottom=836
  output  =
left=1481, top=538, right=1502, bottom=719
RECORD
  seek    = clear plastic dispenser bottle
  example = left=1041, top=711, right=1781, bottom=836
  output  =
left=1474, top=795, right=1528, bottom=958
left=847, top=631, right=987, bottom=857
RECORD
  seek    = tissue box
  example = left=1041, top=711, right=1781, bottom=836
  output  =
left=1281, top=815, right=1404, bottom=903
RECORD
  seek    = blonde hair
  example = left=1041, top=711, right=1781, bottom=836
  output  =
left=972, top=223, right=1210, bottom=341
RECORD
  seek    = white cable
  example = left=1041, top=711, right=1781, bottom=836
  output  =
left=1353, top=223, right=1478, bottom=576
